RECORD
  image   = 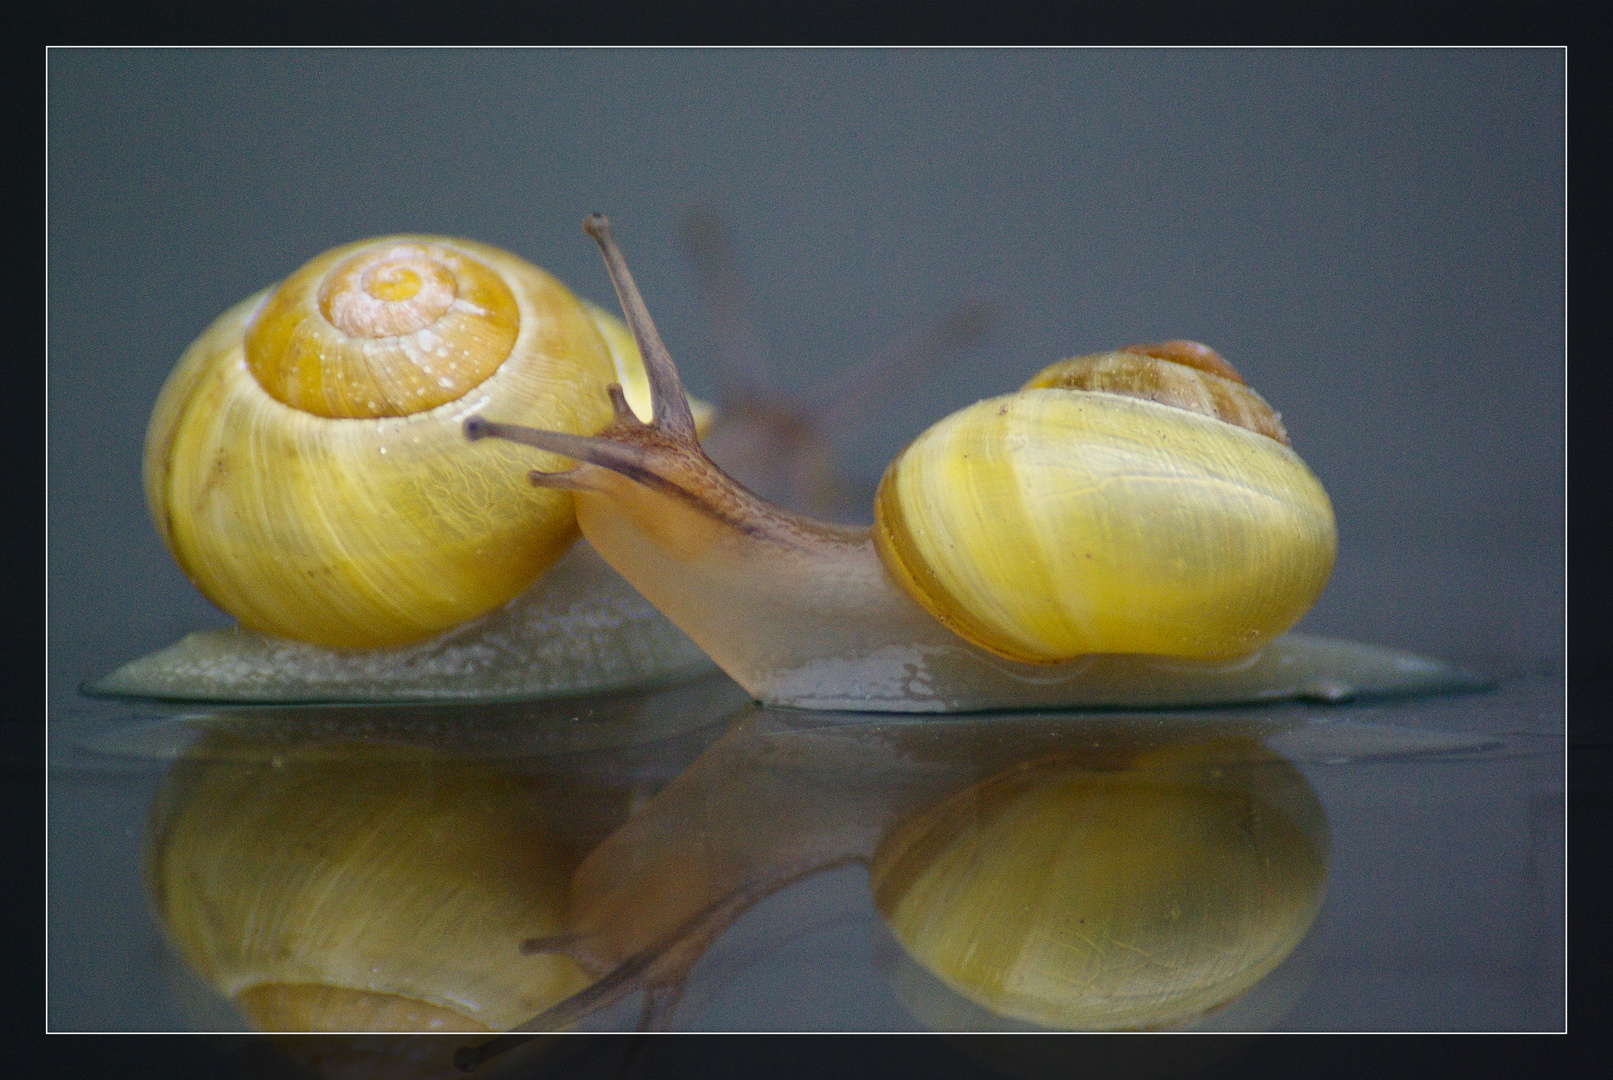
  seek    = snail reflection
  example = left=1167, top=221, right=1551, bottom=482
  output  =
left=504, top=706, right=1329, bottom=1038
left=142, top=674, right=747, bottom=1043
left=150, top=736, right=590, bottom=1032
left=142, top=685, right=1331, bottom=1048
left=872, top=739, right=1327, bottom=1031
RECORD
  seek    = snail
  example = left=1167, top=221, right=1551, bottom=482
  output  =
left=143, top=235, right=628, bottom=651
left=100, top=234, right=719, bottom=701
left=466, top=215, right=1351, bottom=712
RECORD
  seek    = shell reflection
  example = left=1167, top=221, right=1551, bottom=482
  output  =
left=134, top=686, right=1345, bottom=1049
left=148, top=733, right=594, bottom=1032
left=871, top=738, right=1328, bottom=1030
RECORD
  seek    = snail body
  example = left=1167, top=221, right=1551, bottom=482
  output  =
left=92, top=540, right=715, bottom=703
left=469, top=215, right=1341, bottom=712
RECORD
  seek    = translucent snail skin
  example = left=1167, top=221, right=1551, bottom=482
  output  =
left=466, top=214, right=1342, bottom=713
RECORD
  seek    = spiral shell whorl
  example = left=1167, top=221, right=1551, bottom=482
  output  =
left=1024, top=347, right=1290, bottom=446
left=245, top=238, right=520, bottom=419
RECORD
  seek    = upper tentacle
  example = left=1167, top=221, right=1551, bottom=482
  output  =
left=583, top=214, right=700, bottom=443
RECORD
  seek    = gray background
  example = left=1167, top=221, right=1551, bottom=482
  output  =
left=45, top=48, right=1566, bottom=1036
left=47, top=48, right=1565, bottom=700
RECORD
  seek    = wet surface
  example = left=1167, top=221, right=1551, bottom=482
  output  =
left=48, top=664, right=1564, bottom=1046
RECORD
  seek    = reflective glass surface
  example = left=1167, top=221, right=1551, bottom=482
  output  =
left=50, top=667, right=1563, bottom=1048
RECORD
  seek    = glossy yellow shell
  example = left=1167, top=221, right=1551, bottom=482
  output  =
left=873, top=377, right=1337, bottom=663
left=872, top=741, right=1328, bottom=1030
left=145, top=236, right=622, bottom=649
left=147, top=735, right=591, bottom=1032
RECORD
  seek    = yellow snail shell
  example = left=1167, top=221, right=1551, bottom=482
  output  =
left=145, top=236, right=623, bottom=650
left=872, top=353, right=1337, bottom=663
